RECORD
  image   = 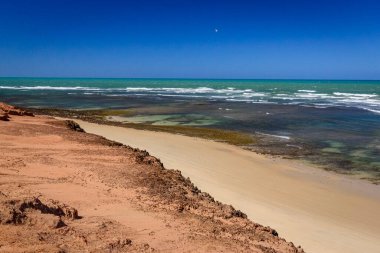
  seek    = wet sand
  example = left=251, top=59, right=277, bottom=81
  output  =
left=75, top=119, right=380, bottom=253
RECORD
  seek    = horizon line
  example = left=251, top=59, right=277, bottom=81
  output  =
left=1, top=76, right=379, bottom=82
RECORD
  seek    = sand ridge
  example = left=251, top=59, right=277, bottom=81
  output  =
left=0, top=108, right=303, bottom=252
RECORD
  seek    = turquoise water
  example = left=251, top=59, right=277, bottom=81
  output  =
left=1, top=77, right=380, bottom=180
left=1, top=78, right=379, bottom=113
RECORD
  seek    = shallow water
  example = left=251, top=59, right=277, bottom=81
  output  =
left=1, top=78, right=379, bottom=180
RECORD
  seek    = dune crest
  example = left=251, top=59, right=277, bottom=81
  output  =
left=0, top=103, right=303, bottom=253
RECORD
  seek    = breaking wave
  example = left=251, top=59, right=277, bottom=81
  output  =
left=1, top=85, right=379, bottom=114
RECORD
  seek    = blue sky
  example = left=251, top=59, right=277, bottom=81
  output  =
left=0, top=0, right=379, bottom=79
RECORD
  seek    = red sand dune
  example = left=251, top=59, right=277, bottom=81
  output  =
left=0, top=103, right=303, bottom=252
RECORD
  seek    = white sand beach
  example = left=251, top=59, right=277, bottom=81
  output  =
left=76, top=119, right=380, bottom=253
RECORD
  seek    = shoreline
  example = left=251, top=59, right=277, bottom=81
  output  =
left=0, top=108, right=303, bottom=252
left=26, top=107, right=380, bottom=184
left=73, top=118, right=380, bottom=253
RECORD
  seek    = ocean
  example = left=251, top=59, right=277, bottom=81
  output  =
left=1, top=77, right=379, bottom=180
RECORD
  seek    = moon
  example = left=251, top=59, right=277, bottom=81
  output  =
left=214, top=28, right=218, bottom=33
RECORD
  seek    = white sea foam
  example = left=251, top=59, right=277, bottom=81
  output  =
left=125, top=87, right=245, bottom=94
left=157, top=94, right=204, bottom=98
left=363, top=108, right=380, bottom=114
left=242, top=92, right=266, bottom=97
left=333, top=92, right=378, bottom=98
left=295, top=93, right=331, bottom=99
left=211, top=95, right=230, bottom=99
left=125, top=87, right=152, bottom=91
left=257, top=132, right=291, bottom=140
left=338, top=98, right=380, bottom=105
left=0, top=85, right=102, bottom=91
left=272, top=96, right=297, bottom=100
left=1, top=85, right=380, bottom=115
left=298, top=89, right=316, bottom=92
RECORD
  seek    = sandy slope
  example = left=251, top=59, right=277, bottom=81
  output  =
left=75, top=119, right=380, bottom=253
left=0, top=112, right=302, bottom=252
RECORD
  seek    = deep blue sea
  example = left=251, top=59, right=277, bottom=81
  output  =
left=1, top=78, right=379, bottom=179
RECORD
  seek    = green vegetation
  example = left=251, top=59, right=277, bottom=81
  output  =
left=118, top=122, right=256, bottom=146
left=80, top=109, right=256, bottom=146
left=80, top=109, right=135, bottom=117
left=28, top=108, right=256, bottom=146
